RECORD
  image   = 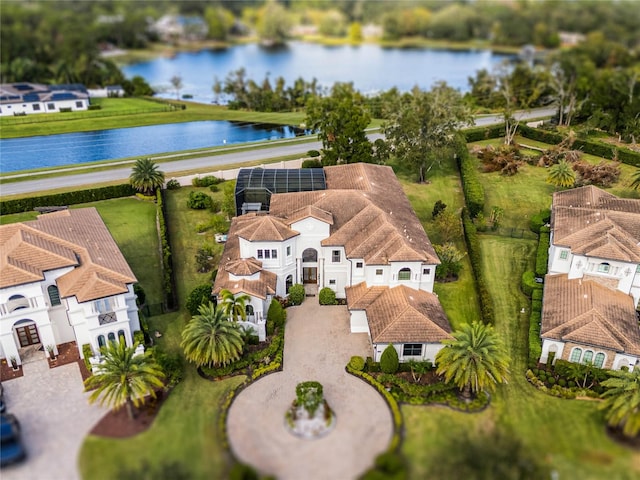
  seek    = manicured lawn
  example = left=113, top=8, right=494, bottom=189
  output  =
left=402, top=236, right=640, bottom=479
left=79, top=359, right=244, bottom=480
left=0, top=100, right=307, bottom=139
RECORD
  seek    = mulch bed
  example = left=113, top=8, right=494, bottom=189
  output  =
left=90, top=389, right=169, bottom=438
left=0, top=360, right=23, bottom=382
left=47, top=341, right=81, bottom=369
left=606, top=426, right=640, bottom=450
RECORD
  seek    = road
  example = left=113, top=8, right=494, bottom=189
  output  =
left=0, top=107, right=555, bottom=196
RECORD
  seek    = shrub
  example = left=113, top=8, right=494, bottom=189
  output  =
left=536, top=231, right=550, bottom=277
left=288, top=284, right=305, bottom=305
left=192, top=175, right=223, bottom=187
left=529, top=306, right=542, bottom=364
left=134, top=284, right=146, bottom=306
left=301, top=159, right=323, bottom=168
left=87, top=104, right=102, bottom=110
left=82, top=343, right=93, bottom=372
left=229, top=463, right=259, bottom=480
left=380, top=345, right=399, bottom=374
left=521, top=270, right=540, bottom=297
left=133, top=330, right=145, bottom=346
left=165, top=179, right=181, bottom=190
left=186, top=284, right=213, bottom=316
left=267, top=298, right=286, bottom=329
left=532, top=288, right=543, bottom=301
left=307, top=149, right=321, bottom=157
left=154, top=350, right=184, bottom=389
left=457, top=152, right=485, bottom=218
left=187, top=191, right=213, bottom=210
left=432, top=200, right=447, bottom=219
left=558, top=378, right=567, bottom=387
left=373, top=451, right=406, bottom=476
left=349, top=356, right=365, bottom=371
left=435, top=243, right=464, bottom=280
left=529, top=209, right=551, bottom=234
left=318, top=287, right=337, bottom=305
left=462, top=209, right=494, bottom=323
left=573, top=161, right=621, bottom=187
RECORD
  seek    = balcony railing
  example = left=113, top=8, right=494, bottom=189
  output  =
left=98, top=312, right=117, bottom=325
left=0, top=296, right=39, bottom=316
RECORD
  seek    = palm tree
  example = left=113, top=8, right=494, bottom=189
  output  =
left=84, top=341, right=165, bottom=420
left=181, top=302, right=244, bottom=368
left=599, top=369, right=640, bottom=438
left=631, top=168, right=640, bottom=190
left=218, top=289, right=250, bottom=322
left=436, top=321, right=510, bottom=399
left=546, top=160, right=576, bottom=189
left=129, top=158, right=165, bottom=195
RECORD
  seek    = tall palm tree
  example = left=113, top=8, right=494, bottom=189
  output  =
left=129, top=158, right=165, bottom=195
left=599, top=369, right=640, bottom=438
left=84, top=341, right=165, bottom=420
left=181, top=302, right=244, bottom=368
left=546, top=160, right=576, bottom=189
left=218, top=289, right=250, bottom=322
left=631, top=168, right=640, bottom=190
left=436, top=321, right=510, bottom=399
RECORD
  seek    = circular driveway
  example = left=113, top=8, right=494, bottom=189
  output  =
left=227, top=302, right=393, bottom=480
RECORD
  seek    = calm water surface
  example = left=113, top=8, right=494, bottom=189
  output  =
left=3, top=44, right=511, bottom=172
left=0, top=122, right=304, bottom=173
left=124, top=42, right=512, bottom=103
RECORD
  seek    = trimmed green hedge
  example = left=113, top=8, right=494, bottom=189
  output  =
left=0, top=184, right=135, bottom=215
left=519, top=124, right=640, bottom=167
left=462, top=209, right=494, bottom=323
left=529, top=290, right=543, bottom=364
left=457, top=152, right=485, bottom=218
left=536, top=231, right=550, bottom=277
left=156, top=189, right=176, bottom=310
left=318, top=287, right=337, bottom=305
left=463, top=124, right=504, bottom=143
left=521, top=270, right=542, bottom=297
left=529, top=209, right=551, bottom=234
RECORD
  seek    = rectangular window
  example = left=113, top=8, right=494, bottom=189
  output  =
left=271, top=249, right=277, bottom=259
left=559, top=250, right=568, bottom=260
left=47, top=103, right=55, bottom=110
left=264, top=250, right=270, bottom=259
left=597, top=263, right=610, bottom=273
left=257, top=250, right=263, bottom=259
left=376, top=269, right=383, bottom=276
left=636, top=265, right=640, bottom=273
left=403, top=344, right=422, bottom=356
left=94, top=298, right=112, bottom=314
left=32, top=104, right=40, bottom=111
left=332, top=250, right=340, bottom=263
left=286, top=246, right=291, bottom=257
left=76, top=101, right=83, bottom=108
left=329, top=279, right=336, bottom=285
left=423, top=268, right=431, bottom=275
left=356, top=262, right=363, bottom=268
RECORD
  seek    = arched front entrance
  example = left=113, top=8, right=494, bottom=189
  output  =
left=302, top=248, right=318, bottom=284
left=14, top=319, right=41, bottom=347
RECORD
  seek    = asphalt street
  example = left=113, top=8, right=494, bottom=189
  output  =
left=0, top=107, right=555, bottom=197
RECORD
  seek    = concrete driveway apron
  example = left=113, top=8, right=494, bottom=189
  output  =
left=1, top=359, right=106, bottom=480
left=227, top=301, right=393, bottom=480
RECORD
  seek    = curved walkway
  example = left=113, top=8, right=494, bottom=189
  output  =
left=227, top=301, right=393, bottom=480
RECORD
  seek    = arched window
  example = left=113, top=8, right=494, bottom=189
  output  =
left=7, top=294, right=28, bottom=312
left=246, top=304, right=254, bottom=316
left=302, top=248, right=317, bottom=263
left=286, top=275, right=293, bottom=293
left=597, top=262, right=610, bottom=273
left=98, top=335, right=106, bottom=348
left=118, top=330, right=126, bottom=345
left=569, top=347, right=582, bottom=363
left=594, top=352, right=605, bottom=368
left=582, top=350, right=593, bottom=364
left=398, top=268, right=411, bottom=281
left=48, top=285, right=61, bottom=306
left=108, top=332, right=116, bottom=344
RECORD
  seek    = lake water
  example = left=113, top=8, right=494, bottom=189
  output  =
left=3, top=43, right=511, bottom=172
left=0, top=122, right=305, bottom=173
left=123, top=42, right=512, bottom=104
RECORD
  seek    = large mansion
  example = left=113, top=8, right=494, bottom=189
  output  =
left=213, top=163, right=453, bottom=362
left=0, top=208, right=141, bottom=367
left=540, top=186, right=640, bottom=371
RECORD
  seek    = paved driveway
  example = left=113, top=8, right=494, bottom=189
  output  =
left=1, top=359, right=106, bottom=480
left=227, top=301, right=393, bottom=480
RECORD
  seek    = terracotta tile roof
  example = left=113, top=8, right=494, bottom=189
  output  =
left=346, top=283, right=452, bottom=343
left=212, top=270, right=277, bottom=300
left=270, top=163, right=439, bottom=265
left=234, top=213, right=299, bottom=242
left=541, top=274, right=640, bottom=355
left=552, top=186, right=640, bottom=262
left=0, top=208, right=136, bottom=302
left=286, top=205, right=334, bottom=226
left=225, top=258, right=263, bottom=276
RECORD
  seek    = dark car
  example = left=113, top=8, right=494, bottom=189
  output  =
left=1, top=413, right=26, bottom=467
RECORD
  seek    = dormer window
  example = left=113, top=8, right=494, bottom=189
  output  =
left=597, top=262, right=610, bottom=273
left=332, top=250, right=341, bottom=263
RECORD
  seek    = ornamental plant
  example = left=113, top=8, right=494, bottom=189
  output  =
left=380, top=345, right=399, bottom=374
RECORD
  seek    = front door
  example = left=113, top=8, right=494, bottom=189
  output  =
left=303, top=267, right=317, bottom=284
left=16, top=324, right=40, bottom=347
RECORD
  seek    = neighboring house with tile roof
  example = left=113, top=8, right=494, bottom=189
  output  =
left=213, top=163, right=451, bottom=361
left=0, top=208, right=141, bottom=367
left=539, top=186, right=640, bottom=370
left=0, top=83, right=89, bottom=117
